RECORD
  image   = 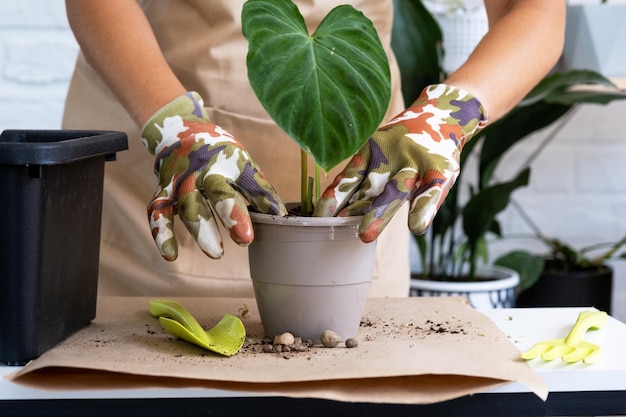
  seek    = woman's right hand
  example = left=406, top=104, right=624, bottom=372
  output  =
left=141, top=92, right=287, bottom=261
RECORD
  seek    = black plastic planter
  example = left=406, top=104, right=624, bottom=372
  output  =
left=0, top=130, right=128, bottom=365
left=515, top=264, right=613, bottom=314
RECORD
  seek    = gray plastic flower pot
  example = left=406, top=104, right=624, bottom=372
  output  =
left=248, top=212, right=376, bottom=343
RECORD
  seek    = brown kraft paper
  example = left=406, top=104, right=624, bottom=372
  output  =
left=8, top=296, right=547, bottom=404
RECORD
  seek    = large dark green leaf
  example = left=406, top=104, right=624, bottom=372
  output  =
left=494, top=250, right=544, bottom=291
left=477, top=69, right=626, bottom=189
left=520, top=69, right=620, bottom=106
left=242, top=0, right=391, bottom=172
left=391, top=0, right=443, bottom=106
left=544, top=89, right=626, bottom=106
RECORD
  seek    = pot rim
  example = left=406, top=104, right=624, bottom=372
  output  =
left=410, top=265, right=520, bottom=292
left=250, top=211, right=363, bottom=227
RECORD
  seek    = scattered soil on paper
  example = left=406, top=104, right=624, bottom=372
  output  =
left=233, top=314, right=472, bottom=359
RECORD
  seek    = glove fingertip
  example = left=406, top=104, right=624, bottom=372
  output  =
left=273, top=200, right=288, bottom=216
left=212, top=196, right=255, bottom=246
left=358, top=199, right=407, bottom=242
left=200, top=246, right=224, bottom=260
left=189, top=215, right=225, bottom=259
left=148, top=201, right=179, bottom=261
left=159, top=240, right=179, bottom=261
left=250, top=194, right=287, bottom=217
left=313, top=168, right=364, bottom=217
left=358, top=215, right=385, bottom=243
left=408, top=208, right=436, bottom=236
left=229, top=218, right=254, bottom=246
left=312, top=198, right=338, bottom=217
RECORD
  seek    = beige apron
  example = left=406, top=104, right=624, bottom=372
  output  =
left=62, top=0, right=410, bottom=297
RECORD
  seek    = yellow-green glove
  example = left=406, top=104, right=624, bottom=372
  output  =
left=142, top=92, right=287, bottom=261
left=313, top=84, right=488, bottom=242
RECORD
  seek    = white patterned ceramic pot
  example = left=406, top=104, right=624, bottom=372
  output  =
left=410, top=266, right=520, bottom=309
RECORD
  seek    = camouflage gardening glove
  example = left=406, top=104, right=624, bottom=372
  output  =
left=141, top=92, right=287, bottom=261
left=313, top=84, right=488, bottom=243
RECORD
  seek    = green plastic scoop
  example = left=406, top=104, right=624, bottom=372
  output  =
left=149, top=299, right=246, bottom=357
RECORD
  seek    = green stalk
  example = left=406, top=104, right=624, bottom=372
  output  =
left=299, top=151, right=323, bottom=216
left=315, top=165, right=321, bottom=204
left=300, top=149, right=315, bottom=216
left=307, top=177, right=314, bottom=214
left=300, top=149, right=306, bottom=211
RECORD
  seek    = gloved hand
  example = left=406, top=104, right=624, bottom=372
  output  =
left=141, top=92, right=287, bottom=261
left=313, top=84, right=488, bottom=242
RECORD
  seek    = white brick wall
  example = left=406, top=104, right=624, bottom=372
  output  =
left=3, top=1, right=625, bottom=321
left=0, top=0, right=78, bottom=129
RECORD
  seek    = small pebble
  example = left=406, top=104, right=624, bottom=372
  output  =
left=320, top=330, right=341, bottom=348
left=273, top=332, right=295, bottom=346
left=262, top=344, right=274, bottom=353
left=345, top=338, right=358, bottom=348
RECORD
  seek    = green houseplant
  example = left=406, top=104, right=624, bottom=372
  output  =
left=391, top=0, right=626, bottom=307
left=410, top=70, right=626, bottom=307
left=243, top=0, right=391, bottom=215
left=392, top=0, right=524, bottom=306
left=393, top=0, right=525, bottom=307
left=496, top=234, right=626, bottom=313
left=241, top=0, right=392, bottom=341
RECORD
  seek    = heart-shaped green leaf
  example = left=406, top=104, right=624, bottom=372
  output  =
left=242, top=0, right=391, bottom=172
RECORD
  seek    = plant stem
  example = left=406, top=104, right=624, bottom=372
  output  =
left=588, top=235, right=626, bottom=265
left=299, top=150, right=324, bottom=215
left=315, top=165, right=321, bottom=203
left=300, top=149, right=311, bottom=215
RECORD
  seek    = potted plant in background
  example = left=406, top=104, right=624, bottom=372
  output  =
left=410, top=70, right=626, bottom=308
left=391, top=0, right=626, bottom=308
left=393, top=0, right=521, bottom=308
left=241, top=0, right=391, bottom=342
left=496, top=234, right=626, bottom=314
